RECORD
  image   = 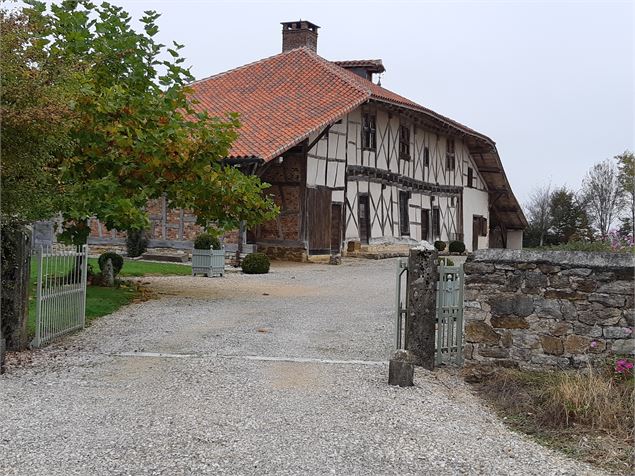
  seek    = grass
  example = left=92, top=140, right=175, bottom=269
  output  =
left=26, top=257, right=188, bottom=339
left=472, top=364, right=634, bottom=474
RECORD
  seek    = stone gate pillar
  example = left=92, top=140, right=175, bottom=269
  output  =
left=1, top=225, right=31, bottom=361
left=405, top=249, right=438, bottom=369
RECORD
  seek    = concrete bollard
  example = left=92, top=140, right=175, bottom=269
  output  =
left=388, top=349, right=415, bottom=387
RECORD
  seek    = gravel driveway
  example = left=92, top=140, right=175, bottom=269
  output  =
left=0, top=259, right=603, bottom=475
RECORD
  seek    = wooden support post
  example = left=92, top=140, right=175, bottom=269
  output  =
left=405, top=249, right=438, bottom=369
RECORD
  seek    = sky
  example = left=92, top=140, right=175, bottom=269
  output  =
left=30, top=0, right=635, bottom=205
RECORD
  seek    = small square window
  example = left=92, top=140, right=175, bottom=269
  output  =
left=399, top=125, right=410, bottom=160
left=362, top=113, right=376, bottom=150
left=446, top=138, right=456, bottom=170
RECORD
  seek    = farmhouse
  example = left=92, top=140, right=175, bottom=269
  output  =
left=88, top=20, right=526, bottom=259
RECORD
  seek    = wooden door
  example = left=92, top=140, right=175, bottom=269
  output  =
left=358, top=194, right=370, bottom=244
left=307, top=187, right=332, bottom=254
left=472, top=216, right=480, bottom=251
left=331, top=203, right=342, bottom=253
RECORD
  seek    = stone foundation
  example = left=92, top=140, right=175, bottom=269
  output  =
left=463, top=249, right=634, bottom=372
left=258, top=245, right=308, bottom=262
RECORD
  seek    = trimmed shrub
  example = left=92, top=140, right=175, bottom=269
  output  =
left=449, top=240, right=466, bottom=253
left=241, top=252, right=270, bottom=274
left=98, top=252, right=124, bottom=276
left=126, top=229, right=149, bottom=257
left=194, top=233, right=221, bottom=250
left=434, top=240, right=446, bottom=251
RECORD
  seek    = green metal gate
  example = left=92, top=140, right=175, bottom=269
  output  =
left=395, top=259, right=464, bottom=365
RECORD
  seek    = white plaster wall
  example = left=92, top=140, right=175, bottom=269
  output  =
left=462, top=187, right=490, bottom=251
left=507, top=230, right=523, bottom=250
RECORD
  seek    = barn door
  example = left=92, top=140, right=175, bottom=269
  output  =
left=307, top=187, right=332, bottom=254
left=358, top=194, right=370, bottom=244
left=331, top=203, right=343, bottom=253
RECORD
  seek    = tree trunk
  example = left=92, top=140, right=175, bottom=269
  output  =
left=1, top=224, right=31, bottom=353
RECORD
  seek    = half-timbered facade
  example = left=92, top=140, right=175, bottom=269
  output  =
left=88, top=20, right=527, bottom=259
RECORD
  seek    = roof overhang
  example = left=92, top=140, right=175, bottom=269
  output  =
left=369, top=99, right=527, bottom=230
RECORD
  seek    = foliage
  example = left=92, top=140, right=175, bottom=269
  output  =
left=98, top=252, right=124, bottom=276
left=448, top=241, right=466, bottom=253
left=579, top=159, right=624, bottom=238
left=193, top=233, right=221, bottom=250
left=241, top=252, right=270, bottom=274
left=607, top=229, right=634, bottom=252
left=524, top=183, right=552, bottom=247
left=126, top=229, right=149, bottom=258
left=474, top=366, right=634, bottom=473
left=23, top=0, right=278, bottom=244
left=533, top=229, right=633, bottom=253
left=549, top=187, right=592, bottom=244
left=0, top=8, right=76, bottom=226
left=615, top=150, right=634, bottom=237
left=433, top=240, right=446, bottom=251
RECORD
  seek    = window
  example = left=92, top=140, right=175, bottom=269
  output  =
left=421, top=209, right=430, bottom=241
left=423, top=146, right=430, bottom=167
left=433, top=207, right=441, bottom=239
left=467, top=167, right=474, bottom=188
left=399, top=124, right=410, bottom=159
left=399, top=191, right=410, bottom=235
left=446, top=138, right=455, bottom=170
left=362, top=113, right=376, bottom=150
left=480, top=217, right=488, bottom=236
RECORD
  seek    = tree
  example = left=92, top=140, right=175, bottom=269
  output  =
left=524, top=183, right=552, bottom=246
left=549, top=187, right=591, bottom=244
left=1, top=1, right=279, bottom=355
left=1, top=7, right=78, bottom=362
left=0, top=8, right=75, bottom=227
left=615, top=150, right=634, bottom=237
left=25, top=0, right=278, bottom=244
left=579, top=159, right=624, bottom=239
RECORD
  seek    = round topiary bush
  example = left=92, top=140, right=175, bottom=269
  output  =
left=194, top=233, right=221, bottom=250
left=448, top=240, right=466, bottom=253
left=434, top=240, right=446, bottom=252
left=98, top=252, right=124, bottom=276
left=241, top=252, right=270, bottom=274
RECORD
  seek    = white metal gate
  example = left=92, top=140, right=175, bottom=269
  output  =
left=31, top=245, right=88, bottom=348
left=395, top=258, right=464, bottom=365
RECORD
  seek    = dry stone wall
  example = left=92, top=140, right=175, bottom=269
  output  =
left=463, top=249, right=634, bottom=371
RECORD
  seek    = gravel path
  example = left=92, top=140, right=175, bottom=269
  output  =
left=0, top=259, right=604, bottom=475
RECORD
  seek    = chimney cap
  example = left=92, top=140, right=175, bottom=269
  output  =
left=281, top=20, right=320, bottom=32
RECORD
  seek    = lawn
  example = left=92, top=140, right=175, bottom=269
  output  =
left=27, top=258, right=190, bottom=338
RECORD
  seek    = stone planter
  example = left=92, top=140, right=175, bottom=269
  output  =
left=192, top=248, right=225, bottom=277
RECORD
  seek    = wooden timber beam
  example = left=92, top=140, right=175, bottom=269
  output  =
left=306, top=127, right=331, bottom=152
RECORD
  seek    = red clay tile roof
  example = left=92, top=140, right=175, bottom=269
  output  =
left=190, top=47, right=494, bottom=161
left=333, top=59, right=385, bottom=73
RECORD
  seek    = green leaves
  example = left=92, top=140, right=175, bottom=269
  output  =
left=11, top=1, right=278, bottom=243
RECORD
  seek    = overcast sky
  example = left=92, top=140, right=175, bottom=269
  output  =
left=45, top=1, right=635, bottom=205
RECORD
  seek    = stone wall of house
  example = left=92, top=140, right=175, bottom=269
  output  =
left=463, top=249, right=634, bottom=372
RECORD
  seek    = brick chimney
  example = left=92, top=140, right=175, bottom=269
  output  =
left=281, top=20, right=320, bottom=52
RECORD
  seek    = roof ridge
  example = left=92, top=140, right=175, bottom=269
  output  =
left=297, top=48, right=373, bottom=98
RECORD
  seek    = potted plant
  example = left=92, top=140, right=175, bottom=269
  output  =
left=192, top=233, right=225, bottom=277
